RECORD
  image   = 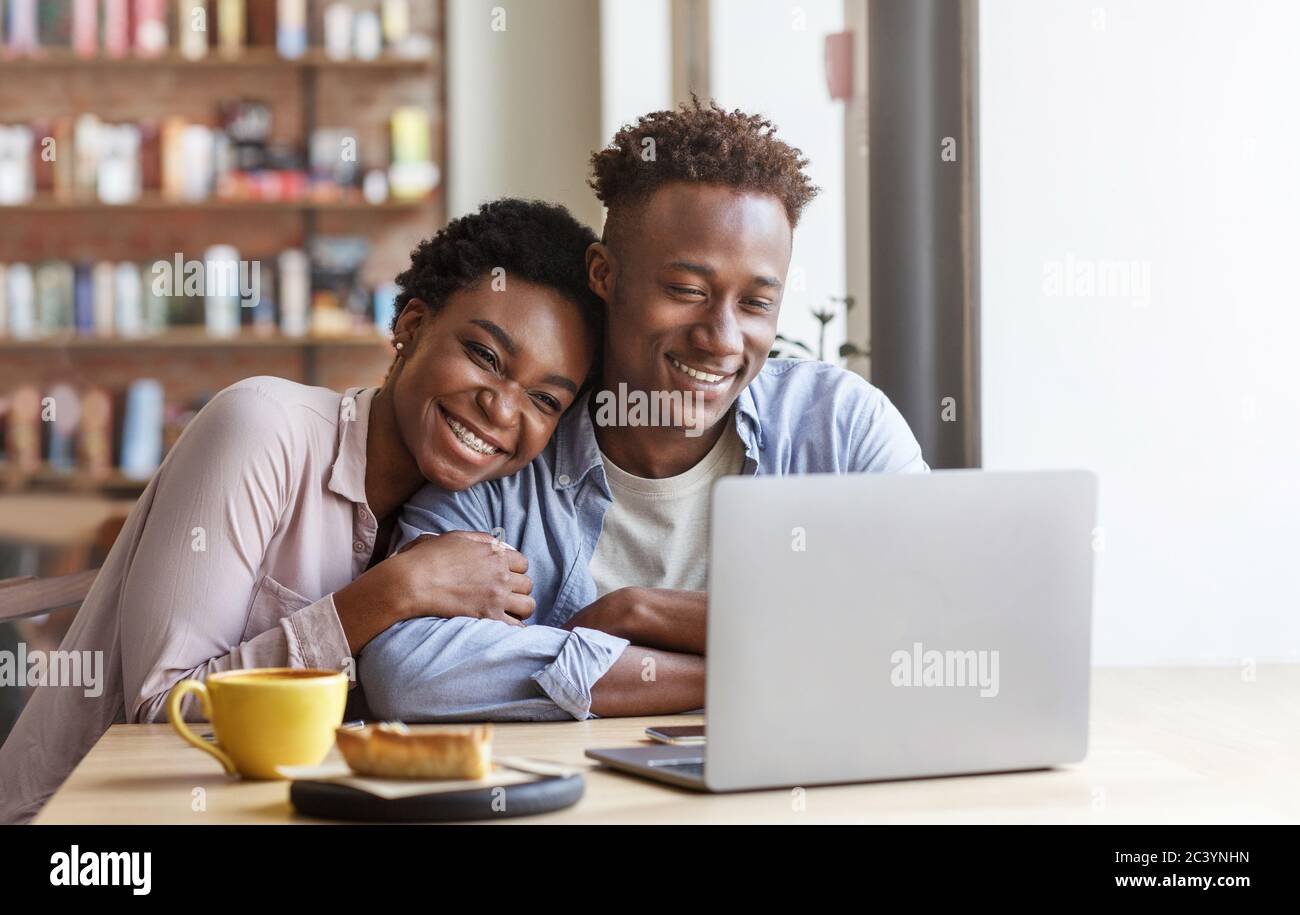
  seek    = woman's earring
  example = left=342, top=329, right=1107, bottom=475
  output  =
left=394, top=341, right=404, bottom=354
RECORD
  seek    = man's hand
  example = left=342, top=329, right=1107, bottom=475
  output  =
left=563, top=587, right=706, bottom=655
left=560, top=587, right=644, bottom=641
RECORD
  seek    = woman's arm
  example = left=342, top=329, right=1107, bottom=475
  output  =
left=118, top=386, right=337, bottom=722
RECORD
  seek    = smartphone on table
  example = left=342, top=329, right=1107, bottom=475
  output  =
left=644, top=725, right=705, bottom=746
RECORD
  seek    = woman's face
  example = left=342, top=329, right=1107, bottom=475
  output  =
left=390, top=276, right=594, bottom=492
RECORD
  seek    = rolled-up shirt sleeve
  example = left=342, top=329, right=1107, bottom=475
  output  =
left=359, top=616, right=629, bottom=722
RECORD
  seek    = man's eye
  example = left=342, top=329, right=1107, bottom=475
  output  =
left=669, top=285, right=705, bottom=297
left=532, top=392, right=561, bottom=412
left=744, top=299, right=774, bottom=312
left=467, top=342, right=499, bottom=369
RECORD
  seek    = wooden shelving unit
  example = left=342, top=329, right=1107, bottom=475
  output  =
left=0, top=4, right=446, bottom=508
left=0, top=48, right=435, bottom=70
left=0, top=329, right=391, bottom=350
left=0, top=194, right=436, bottom=213
left=1, top=465, right=148, bottom=497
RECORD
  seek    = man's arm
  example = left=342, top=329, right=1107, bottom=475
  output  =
left=359, top=615, right=701, bottom=721
left=589, top=645, right=705, bottom=717
left=853, top=386, right=929, bottom=473
left=562, top=587, right=707, bottom=655
left=366, top=482, right=704, bottom=720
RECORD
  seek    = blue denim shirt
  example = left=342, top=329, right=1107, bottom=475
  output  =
left=359, top=359, right=928, bottom=722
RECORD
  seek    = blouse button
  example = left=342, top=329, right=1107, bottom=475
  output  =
left=557, top=474, right=571, bottom=487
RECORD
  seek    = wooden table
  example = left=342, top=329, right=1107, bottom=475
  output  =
left=33, top=666, right=1300, bottom=824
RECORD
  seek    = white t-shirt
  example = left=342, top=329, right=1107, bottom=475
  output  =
left=588, top=426, right=748, bottom=597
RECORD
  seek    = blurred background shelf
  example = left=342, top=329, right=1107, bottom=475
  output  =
left=0, top=0, right=444, bottom=541
left=0, top=466, right=147, bottom=499
left=0, top=48, right=435, bottom=70
left=0, top=329, right=391, bottom=350
left=0, top=194, right=437, bottom=213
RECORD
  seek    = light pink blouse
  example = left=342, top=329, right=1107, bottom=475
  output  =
left=0, top=376, right=380, bottom=823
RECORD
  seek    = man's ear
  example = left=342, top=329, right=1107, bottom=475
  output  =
left=392, top=298, right=430, bottom=350
left=586, top=241, right=614, bottom=305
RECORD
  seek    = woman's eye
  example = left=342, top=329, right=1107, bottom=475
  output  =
left=532, top=392, right=561, bottom=412
left=467, top=342, right=498, bottom=370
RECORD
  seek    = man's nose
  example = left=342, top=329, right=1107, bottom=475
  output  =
left=689, top=301, right=745, bottom=356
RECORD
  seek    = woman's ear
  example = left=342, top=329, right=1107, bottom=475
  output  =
left=392, top=298, right=430, bottom=351
left=586, top=242, right=614, bottom=305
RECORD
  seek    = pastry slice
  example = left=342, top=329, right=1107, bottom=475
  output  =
left=335, top=722, right=493, bottom=780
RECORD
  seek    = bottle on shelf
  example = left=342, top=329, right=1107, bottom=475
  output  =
left=202, top=245, right=242, bottom=338
left=46, top=383, right=82, bottom=474
left=134, top=0, right=170, bottom=58
left=217, top=0, right=246, bottom=58
left=177, top=0, right=208, bottom=61
left=6, top=264, right=36, bottom=339
left=120, top=379, right=164, bottom=481
left=104, top=0, right=131, bottom=59
left=0, top=125, right=34, bottom=205
left=73, top=0, right=99, bottom=59
left=279, top=249, right=310, bottom=337
left=277, top=0, right=308, bottom=60
left=114, top=262, right=144, bottom=338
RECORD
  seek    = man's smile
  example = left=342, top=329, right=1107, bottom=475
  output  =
left=666, top=353, right=738, bottom=387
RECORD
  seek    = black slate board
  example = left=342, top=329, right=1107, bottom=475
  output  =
left=289, top=773, right=585, bottom=822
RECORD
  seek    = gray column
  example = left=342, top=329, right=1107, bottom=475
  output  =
left=868, top=0, right=980, bottom=468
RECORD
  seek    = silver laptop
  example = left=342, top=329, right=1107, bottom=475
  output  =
left=586, top=469, right=1097, bottom=792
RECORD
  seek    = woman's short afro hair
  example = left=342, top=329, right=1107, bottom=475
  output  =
left=588, top=96, right=819, bottom=238
left=390, top=198, right=603, bottom=342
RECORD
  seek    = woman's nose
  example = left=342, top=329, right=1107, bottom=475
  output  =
left=476, top=383, right=520, bottom=428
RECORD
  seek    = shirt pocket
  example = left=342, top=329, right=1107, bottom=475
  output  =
left=241, top=573, right=313, bottom=643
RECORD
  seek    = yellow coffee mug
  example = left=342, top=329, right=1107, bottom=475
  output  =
left=167, top=668, right=348, bottom=779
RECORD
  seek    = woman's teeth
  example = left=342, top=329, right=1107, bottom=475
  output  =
left=447, top=417, right=501, bottom=455
left=669, top=355, right=727, bottom=383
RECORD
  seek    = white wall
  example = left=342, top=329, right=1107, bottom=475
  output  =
left=446, top=0, right=603, bottom=227
left=979, top=0, right=1300, bottom=665
left=600, top=0, right=672, bottom=144
left=709, top=0, right=846, bottom=361
left=448, top=0, right=847, bottom=357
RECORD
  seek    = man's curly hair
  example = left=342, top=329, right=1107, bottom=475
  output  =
left=390, top=198, right=603, bottom=345
left=589, top=97, right=819, bottom=241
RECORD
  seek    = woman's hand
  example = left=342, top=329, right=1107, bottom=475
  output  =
left=335, top=531, right=533, bottom=652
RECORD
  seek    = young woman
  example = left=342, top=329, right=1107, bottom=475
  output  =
left=0, top=199, right=602, bottom=823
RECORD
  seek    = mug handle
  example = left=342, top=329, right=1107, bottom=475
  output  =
left=167, top=679, right=237, bottom=775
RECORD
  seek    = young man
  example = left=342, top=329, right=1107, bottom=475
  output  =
left=359, top=99, right=927, bottom=721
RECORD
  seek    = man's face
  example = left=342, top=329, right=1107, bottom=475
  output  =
left=590, top=182, right=793, bottom=433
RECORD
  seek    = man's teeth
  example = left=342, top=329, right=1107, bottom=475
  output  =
left=447, top=417, right=501, bottom=455
left=669, top=355, right=726, bottom=383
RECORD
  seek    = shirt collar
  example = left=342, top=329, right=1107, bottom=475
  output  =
left=327, top=386, right=376, bottom=505
left=734, top=380, right=765, bottom=453
left=552, top=379, right=766, bottom=491
left=552, top=390, right=605, bottom=491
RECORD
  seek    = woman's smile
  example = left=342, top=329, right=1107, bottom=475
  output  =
left=432, top=402, right=510, bottom=467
